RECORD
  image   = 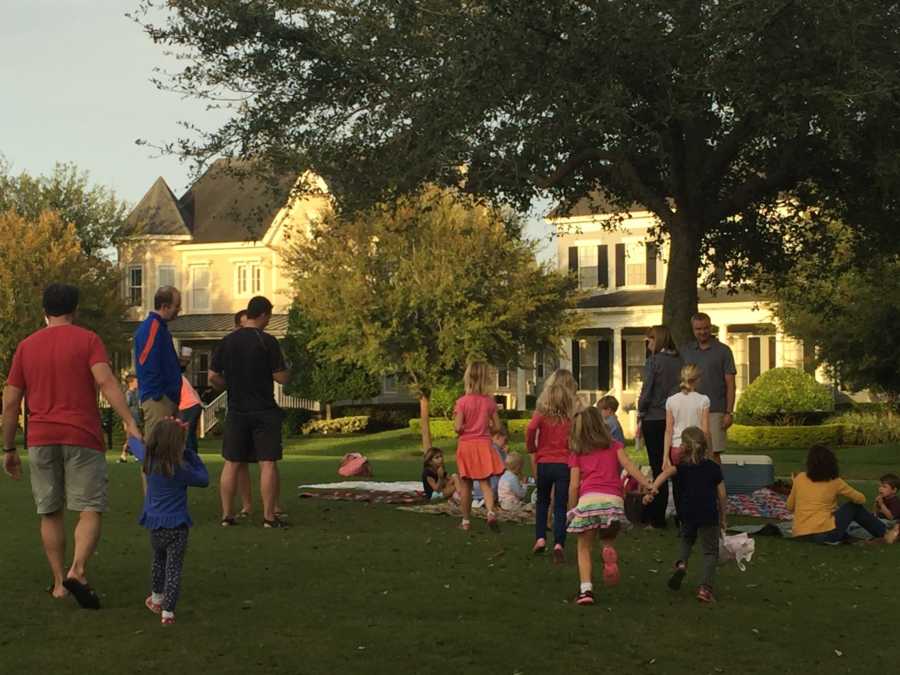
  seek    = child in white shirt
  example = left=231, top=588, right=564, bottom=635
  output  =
left=498, top=452, right=527, bottom=511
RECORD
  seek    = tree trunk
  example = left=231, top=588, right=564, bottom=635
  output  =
left=324, top=402, right=332, bottom=420
left=418, top=394, right=432, bottom=451
left=662, top=226, right=701, bottom=348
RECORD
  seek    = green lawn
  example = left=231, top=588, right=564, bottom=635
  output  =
left=1, top=429, right=899, bottom=674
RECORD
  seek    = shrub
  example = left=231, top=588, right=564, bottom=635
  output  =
left=301, top=416, right=370, bottom=435
left=735, top=368, right=833, bottom=425
left=498, top=409, right=534, bottom=420
left=430, top=382, right=465, bottom=419
left=282, top=408, right=316, bottom=437
left=408, top=417, right=529, bottom=439
left=729, top=423, right=844, bottom=449
left=832, top=412, right=900, bottom=445
left=334, top=404, right=419, bottom=431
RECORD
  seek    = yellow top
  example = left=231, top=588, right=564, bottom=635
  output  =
left=786, top=473, right=866, bottom=536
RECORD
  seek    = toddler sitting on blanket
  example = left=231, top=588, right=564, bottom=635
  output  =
left=422, top=447, right=460, bottom=501
left=875, top=473, right=900, bottom=521
left=498, top=452, right=527, bottom=511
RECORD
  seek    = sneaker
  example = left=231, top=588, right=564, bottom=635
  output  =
left=161, top=614, right=176, bottom=625
left=459, top=519, right=471, bottom=531
left=486, top=512, right=500, bottom=532
left=601, top=545, right=620, bottom=586
left=263, top=517, right=289, bottom=529
left=116, top=457, right=128, bottom=464
left=552, top=544, right=565, bottom=565
left=532, top=538, right=546, bottom=555
left=144, top=596, right=162, bottom=615
left=220, top=516, right=239, bottom=527
left=696, top=585, right=716, bottom=603
left=575, top=590, right=595, bottom=606
left=668, top=562, right=687, bottom=590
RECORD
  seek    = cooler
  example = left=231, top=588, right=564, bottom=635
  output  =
left=720, top=454, right=774, bottom=495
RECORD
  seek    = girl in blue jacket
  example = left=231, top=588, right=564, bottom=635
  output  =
left=129, top=417, right=208, bottom=625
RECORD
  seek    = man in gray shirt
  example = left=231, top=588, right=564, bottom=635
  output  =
left=681, top=312, right=736, bottom=457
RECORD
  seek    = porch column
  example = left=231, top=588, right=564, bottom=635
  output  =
left=775, top=330, right=785, bottom=367
left=515, top=367, right=527, bottom=410
left=612, top=327, right=623, bottom=396
left=560, top=338, right=573, bottom=371
left=719, top=323, right=729, bottom=346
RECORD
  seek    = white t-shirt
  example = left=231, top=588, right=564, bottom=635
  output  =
left=665, top=391, right=710, bottom=447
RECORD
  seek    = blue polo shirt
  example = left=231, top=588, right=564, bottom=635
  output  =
left=134, top=311, right=182, bottom=405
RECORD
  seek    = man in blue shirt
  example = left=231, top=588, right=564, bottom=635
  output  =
left=134, top=286, right=182, bottom=440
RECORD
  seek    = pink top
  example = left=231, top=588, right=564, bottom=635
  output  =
left=179, top=376, right=202, bottom=411
left=568, top=441, right=625, bottom=498
left=453, top=393, right=496, bottom=440
left=526, top=413, right=571, bottom=464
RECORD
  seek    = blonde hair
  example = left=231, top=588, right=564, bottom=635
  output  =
left=464, top=361, right=490, bottom=395
left=680, top=427, right=709, bottom=464
left=143, top=417, right=187, bottom=478
left=646, top=325, right=678, bottom=354
left=680, top=364, right=702, bottom=392
left=505, top=451, right=523, bottom=473
left=569, top=407, right=612, bottom=455
left=536, top=369, right=579, bottom=419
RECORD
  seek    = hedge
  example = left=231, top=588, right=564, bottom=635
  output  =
left=301, top=416, right=370, bottom=435
left=408, top=418, right=529, bottom=439
left=729, top=423, right=844, bottom=449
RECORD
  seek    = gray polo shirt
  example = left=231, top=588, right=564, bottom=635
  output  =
left=681, top=338, right=736, bottom=413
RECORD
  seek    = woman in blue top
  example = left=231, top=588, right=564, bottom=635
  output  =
left=128, top=417, right=208, bottom=625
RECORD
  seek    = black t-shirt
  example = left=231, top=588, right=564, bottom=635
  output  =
left=211, top=328, right=286, bottom=414
left=422, top=467, right=438, bottom=498
left=676, top=459, right=724, bottom=526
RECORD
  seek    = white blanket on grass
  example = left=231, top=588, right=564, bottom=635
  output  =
left=298, top=481, right=423, bottom=493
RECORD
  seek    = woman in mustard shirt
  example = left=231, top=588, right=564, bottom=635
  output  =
left=787, top=445, right=899, bottom=544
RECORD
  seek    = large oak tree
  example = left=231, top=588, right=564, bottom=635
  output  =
left=138, top=1, right=900, bottom=344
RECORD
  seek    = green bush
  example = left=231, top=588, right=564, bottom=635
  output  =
left=334, top=404, right=419, bottom=431
left=498, top=409, right=534, bottom=420
left=729, top=423, right=844, bottom=449
left=735, top=368, right=833, bottom=425
left=408, top=417, right=529, bottom=439
left=301, top=416, right=370, bottom=435
left=282, top=408, right=316, bottom=437
left=832, top=412, right=900, bottom=445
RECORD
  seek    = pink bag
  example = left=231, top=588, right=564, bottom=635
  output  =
left=719, top=531, right=755, bottom=571
left=338, top=453, right=373, bottom=478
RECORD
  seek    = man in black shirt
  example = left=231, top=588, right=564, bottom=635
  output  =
left=210, top=296, right=290, bottom=528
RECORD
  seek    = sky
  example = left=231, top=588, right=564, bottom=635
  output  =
left=0, top=1, right=555, bottom=260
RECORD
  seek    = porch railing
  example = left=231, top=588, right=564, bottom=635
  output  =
left=198, top=384, right=320, bottom=438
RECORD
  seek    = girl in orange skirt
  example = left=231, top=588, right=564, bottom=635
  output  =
left=454, top=361, right=504, bottom=531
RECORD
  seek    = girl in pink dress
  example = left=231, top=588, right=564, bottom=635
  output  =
left=453, top=361, right=504, bottom=531
left=567, top=407, right=654, bottom=606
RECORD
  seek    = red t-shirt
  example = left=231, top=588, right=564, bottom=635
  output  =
left=526, top=412, right=571, bottom=464
left=6, top=324, right=109, bottom=452
left=568, top=442, right=625, bottom=498
left=453, top=394, right=496, bottom=440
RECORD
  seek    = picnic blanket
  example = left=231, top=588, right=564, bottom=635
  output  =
left=726, top=488, right=793, bottom=521
left=298, top=481, right=426, bottom=504
left=398, top=501, right=535, bottom=525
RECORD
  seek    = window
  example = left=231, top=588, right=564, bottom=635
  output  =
left=383, top=374, right=399, bottom=394
left=497, top=367, right=509, bottom=389
left=534, top=351, right=544, bottom=380
left=625, top=243, right=646, bottom=286
left=158, top=265, right=176, bottom=289
left=128, top=266, right=143, bottom=307
left=190, top=265, right=210, bottom=311
left=236, top=263, right=262, bottom=296
left=577, top=247, right=597, bottom=289
left=624, top=338, right=647, bottom=391
left=193, top=352, right=209, bottom=390
left=578, top=339, right=599, bottom=390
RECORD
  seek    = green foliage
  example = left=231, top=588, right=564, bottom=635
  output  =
left=0, top=160, right=129, bottom=256
left=831, top=413, right=900, bottom=446
left=735, top=368, right=833, bottom=425
left=430, top=381, right=465, bottom=419
left=301, top=416, right=370, bottom=435
left=334, top=404, right=420, bottom=432
left=138, top=1, right=900, bottom=343
left=283, top=190, right=581, bottom=401
left=282, top=408, right=316, bottom=438
left=282, top=304, right=381, bottom=406
left=729, top=424, right=845, bottom=450
left=0, top=210, right=129, bottom=385
left=409, top=418, right=528, bottom=439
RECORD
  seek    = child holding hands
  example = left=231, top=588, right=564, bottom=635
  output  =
left=128, top=417, right=209, bottom=625
left=644, top=426, right=726, bottom=603
left=568, top=407, right=654, bottom=605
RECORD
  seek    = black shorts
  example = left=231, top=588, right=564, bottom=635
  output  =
left=222, top=409, right=284, bottom=462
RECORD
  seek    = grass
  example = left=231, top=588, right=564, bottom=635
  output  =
left=1, top=429, right=899, bottom=674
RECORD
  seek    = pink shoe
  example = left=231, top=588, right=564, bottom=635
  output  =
left=697, top=585, right=716, bottom=603
left=552, top=544, right=565, bottom=565
left=459, top=519, right=471, bottom=531
left=161, top=614, right=176, bottom=625
left=486, top=511, right=500, bottom=532
left=532, top=538, right=546, bottom=554
left=145, top=596, right=162, bottom=615
left=602, top=545, right=620, bottom=586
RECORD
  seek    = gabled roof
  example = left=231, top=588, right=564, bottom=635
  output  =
left=122, top=177, right=190, bottom=237
left=123, top=313, right=289, bottom=339
left=548, top=190, right=644, bottom=220
left=577, top=288, right=761, bottom=309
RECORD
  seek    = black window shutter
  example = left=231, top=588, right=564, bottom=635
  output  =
left=598, top=339, right=611, bottom=390
left=646, top=243, right=657, bottom=285
left=615, top=243, right=626, bottom=287
left=768, top=336, right=776, bottom=370
left=621, top=338, right=628, bottom=389
left=749, top=337, right=761, bottom=383
left=568, top=247, right=578, bottom=273
left=571, top=340, right=580, bottom=387
left=597, top=245, right=608, bottom=288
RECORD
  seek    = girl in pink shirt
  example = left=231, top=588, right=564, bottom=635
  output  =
left=526, top=369, right=579, bottom=561
left=567, top=407, right=653, bottom=606
left=453, top=361, right=504, bottom=531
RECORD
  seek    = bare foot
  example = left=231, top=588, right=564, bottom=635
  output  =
left=49, top=584, right=69, bottom=599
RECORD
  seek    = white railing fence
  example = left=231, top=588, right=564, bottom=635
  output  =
left=198, top=384, right=320, bottom=438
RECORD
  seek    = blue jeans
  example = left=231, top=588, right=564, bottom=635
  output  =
left=808, top=502, right=887, bottom=544
left=535, top=462, right=570, bottom=546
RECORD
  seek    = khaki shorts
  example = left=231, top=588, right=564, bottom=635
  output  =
left=709, top=413, right=728, bottom=454
left=141, top=396, right=177, bottom=441
left=28, top=446, right=108, bottom=514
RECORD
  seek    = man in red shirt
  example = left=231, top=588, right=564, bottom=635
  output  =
left=2, top=284, right=140, bottom=609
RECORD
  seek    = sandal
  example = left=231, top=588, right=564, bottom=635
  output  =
left=486, top=511, right=500, bottom=532
left=145, top=596, right=162, bottom=615
left=532, top=538, right=546, bottom=555
left=697, top=585, right=716, bottom=603
left=220, top=516, right=239, bottom=527
left=62, top=577, right=101, bottom=610
left=161, top=614, right=176, bottom=625
left=263, top=517, right=289, bottom=529
left=236, top=511, right=251, bottom=519
left=459, top=519, right=471, bottom=531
